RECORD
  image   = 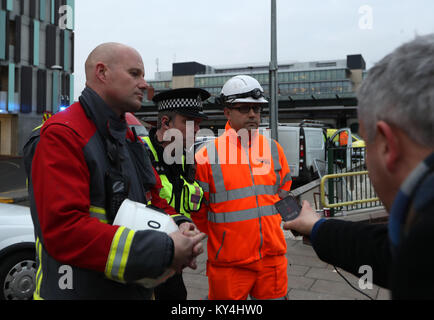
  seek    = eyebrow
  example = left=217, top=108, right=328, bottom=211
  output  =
left=128, top=68, right=144, bottom=76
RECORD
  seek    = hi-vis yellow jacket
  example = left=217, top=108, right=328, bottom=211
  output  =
left=142, top=136, right=204, bottom=219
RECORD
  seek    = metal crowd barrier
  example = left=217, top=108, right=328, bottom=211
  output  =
left=319, top=147, right=383, bottom=216
left=320, top=171, right=380, bottom=214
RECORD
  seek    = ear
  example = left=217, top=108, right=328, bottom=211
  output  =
left=376, top=121, right=401, bottom=173
left=95, top=62, right=108, bottom=83
left=223, top=107, right=231, bottom=119
left=161, top=115, right=171, bottom=128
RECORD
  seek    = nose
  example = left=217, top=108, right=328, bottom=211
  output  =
left=138, top=79, right=149, bottom=91
left=248, top=107, right=257, bottom=117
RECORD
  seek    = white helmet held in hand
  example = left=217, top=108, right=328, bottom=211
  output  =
left=220, top=75, right=268, bottom=104
left=113, top=199, right=178, bottom=288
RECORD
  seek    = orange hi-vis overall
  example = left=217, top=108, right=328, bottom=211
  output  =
left=193, top=122, right=293, bottom=299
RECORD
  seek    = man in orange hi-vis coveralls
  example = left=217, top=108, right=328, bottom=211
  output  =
left=193, top=75, right=293, bottom=300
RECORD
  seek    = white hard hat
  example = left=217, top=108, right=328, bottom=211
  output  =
left=113, top=199, right=178, bottom=288
left=220, top=75, right=268, bottom=104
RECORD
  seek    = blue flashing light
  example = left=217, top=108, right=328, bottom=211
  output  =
left=58, top=105, right=69, bottom=112
left=8, top=103, right=19, bottom=113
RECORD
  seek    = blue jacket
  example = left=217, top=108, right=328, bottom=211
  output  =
left=312, top=153, right=434, bottom=299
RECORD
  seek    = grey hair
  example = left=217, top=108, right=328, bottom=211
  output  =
left=357, top=34, right=434, bottom=147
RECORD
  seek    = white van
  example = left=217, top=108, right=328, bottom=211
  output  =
left=260, top=121, right=326, bottom=185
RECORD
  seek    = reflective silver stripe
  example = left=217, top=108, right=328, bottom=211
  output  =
left=197, top=180, right=209, bottom=193
left=281, top=172, right=293, bottom=185
left=209, top=142, right=226, bottom=193
left=105, top=227, right=135, bottom=282
left=208, top=204, right=277, bottom=224
left=209, top=184, right=276, bottom=204
left=269, top=139, right=282, bottom=192
left=109, top=228, right=130, bottom=279
left=206, top=136, right=281, bottom=225
left=246, top=144, right=263, bottom=259
left=270, top=139, right=281, bottom=171
left=90, top=206, right=108, bottom=223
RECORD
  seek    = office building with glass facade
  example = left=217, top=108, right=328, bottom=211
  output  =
left=0, top=0, right=74, bottom=156
left=142, top=54, right=365, bottom=131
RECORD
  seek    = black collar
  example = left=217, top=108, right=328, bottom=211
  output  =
left=79, top=87, right=127, bottom=144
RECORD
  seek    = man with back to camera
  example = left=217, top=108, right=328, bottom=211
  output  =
left=28, top=42, right=205, bottom=300
left=142, top=87, right=210, bottom=300
left=284, top=34, right=434, bottom=299
left=192, top=75, right=293, bottom=300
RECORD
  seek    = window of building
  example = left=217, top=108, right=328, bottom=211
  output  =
left=0, top=66, right=8, bottom=113
left=8, top=18, right=15, bottom=46
left=279, top=83, right=288, bottom=94
left=306, top=71, right=312, bottom=82
left=299, top=72, right=305, bottom=81
left=316, top=62, right=337, bottom=68
left=320, top=82, right=327, bottom=93
left=262, top=84, right=269, bottom=95
left=311, top=83, right=319, bottom=94
left=336, top=69, right=345, bottom=79
left=330, top=69, right=337, bottom=80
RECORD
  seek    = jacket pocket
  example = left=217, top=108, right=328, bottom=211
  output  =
left=215, top=231, right=226, bottom=260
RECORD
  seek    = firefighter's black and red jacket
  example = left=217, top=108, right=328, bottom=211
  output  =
left=29, top=87, right=189, bottom=300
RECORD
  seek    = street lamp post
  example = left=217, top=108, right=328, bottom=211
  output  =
left=270, top=0, right=279, bottom=141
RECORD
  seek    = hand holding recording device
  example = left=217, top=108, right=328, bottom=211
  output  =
left=275, top=195, right=304, bottom=238
left=275, top=195, right=301, bottom=222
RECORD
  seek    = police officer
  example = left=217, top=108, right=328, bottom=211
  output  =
left=142, top=87, right=209, bottom=300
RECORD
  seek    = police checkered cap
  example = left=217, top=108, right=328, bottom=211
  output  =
left=152, top=88, right=210, bottom=119
left=157, top=97, right=203, bottom=112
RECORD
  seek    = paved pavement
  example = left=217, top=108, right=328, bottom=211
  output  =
left=183, top=228, right=391, bottom=300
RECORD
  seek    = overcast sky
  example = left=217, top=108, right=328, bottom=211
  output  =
left=73, top=0, right=434, bottom=100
